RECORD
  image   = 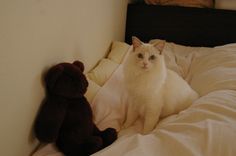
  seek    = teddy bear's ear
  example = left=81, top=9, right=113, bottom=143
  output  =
left=45, top=65, right=64, bottom=89
left=73, top=61, right=84, bottom=72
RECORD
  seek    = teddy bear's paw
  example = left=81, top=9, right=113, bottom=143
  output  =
left=101, top=128, right=117, bottom=147
left=84, top=136, right=104, bottom=155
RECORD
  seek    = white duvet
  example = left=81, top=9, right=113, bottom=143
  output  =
left=33, top=42, right=236, bottom=156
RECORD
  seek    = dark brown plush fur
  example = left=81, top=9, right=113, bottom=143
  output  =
left=34, top=61, right=117, bottom=156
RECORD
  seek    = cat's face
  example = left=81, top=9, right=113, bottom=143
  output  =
left=130, top=37, right=165, bottom=71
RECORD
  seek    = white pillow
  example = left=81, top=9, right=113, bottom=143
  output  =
left=215, top=0, right=236, bottom=10
left=187, top=44, right=236, bottom=96
left=150, top=39, right=202, bottom=78
left=151, top=39, right=236, bottom=96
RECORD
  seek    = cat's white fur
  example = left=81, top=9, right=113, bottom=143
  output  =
left=123, top=37, right=199, bottom=134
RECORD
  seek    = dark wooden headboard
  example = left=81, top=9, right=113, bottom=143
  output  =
left=125, top=4, right=236, bottom=47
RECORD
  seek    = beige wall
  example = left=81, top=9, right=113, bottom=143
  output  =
left=0, top=0, right=128, bottom=156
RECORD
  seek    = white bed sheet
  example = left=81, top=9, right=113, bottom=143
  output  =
left=33, top=42, right=236, bottom=156
left=93, top=89, right=236, bottom=156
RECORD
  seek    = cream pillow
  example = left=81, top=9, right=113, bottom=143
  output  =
left=87, top=41, right=130, bottom=86
left=87, top=59, right=119, bottom=86
left=108, top=41, right=130, bottom=64
left=85, top=77, right=101, bottom=103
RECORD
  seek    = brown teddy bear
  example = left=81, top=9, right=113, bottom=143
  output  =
left=34, top=60, right=117, bottom=156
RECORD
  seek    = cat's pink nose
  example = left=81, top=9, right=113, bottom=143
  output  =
left=143, top=62, right=148, bottom=66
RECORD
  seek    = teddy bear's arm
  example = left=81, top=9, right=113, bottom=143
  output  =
left=34, top=97, right=67, bottom=143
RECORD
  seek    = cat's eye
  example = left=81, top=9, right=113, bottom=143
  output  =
left=149, top=55, right=156, bottom=60
left=137, top=53, right=143, bottom=59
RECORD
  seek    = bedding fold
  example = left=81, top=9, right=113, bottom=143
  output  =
left=93, top=90, right=236, bottom=156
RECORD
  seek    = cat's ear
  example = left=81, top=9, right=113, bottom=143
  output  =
left=153, top=40, right=165, bottom=55
left=132, top=36, right=143, bottom=51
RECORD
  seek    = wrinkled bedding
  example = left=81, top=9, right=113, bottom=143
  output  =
left=33, top=42, right=236, bottom=156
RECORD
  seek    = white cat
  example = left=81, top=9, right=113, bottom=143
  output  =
left=123, top=37, right=199, bottom=134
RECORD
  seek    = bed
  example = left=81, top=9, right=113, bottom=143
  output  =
left=33, top=3, right=236, bottom=156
